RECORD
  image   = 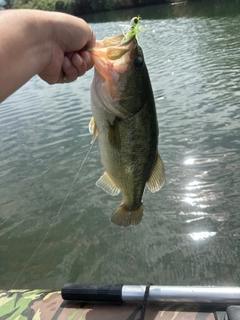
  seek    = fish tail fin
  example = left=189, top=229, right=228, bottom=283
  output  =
left=110, top=203, right=143, bottom=227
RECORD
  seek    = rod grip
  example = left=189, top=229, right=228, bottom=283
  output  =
left=61, top=283, right=123, bottom=302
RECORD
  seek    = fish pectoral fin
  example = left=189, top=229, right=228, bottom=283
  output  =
left=89, top=116, right=98, bottom=143
left=108, top=118, right=121, bottom=151
left=110, top=203, right=143, bottom=227
left=96, top=172, right=120, bottom=196
left=89, top=116, right=95, bottom=134
left=146, top=153, right=165, bottom=193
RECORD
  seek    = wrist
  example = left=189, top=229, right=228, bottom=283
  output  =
left=29, top=10, right=55, bottom=74
left=0, top=9, right=54, bottom=101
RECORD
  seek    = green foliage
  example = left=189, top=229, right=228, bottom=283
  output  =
left=55, top=0, right=71, bottom=13
left=1, top=0, right=121, bottom=13
left=10, top=0, right=73, bottom=12
left=0, top=0, right=15, bottom=9
left=1, top=0, right=194, bottom=14
left=88, top=0, right=114, bottom=11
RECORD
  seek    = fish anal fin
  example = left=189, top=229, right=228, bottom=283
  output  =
left=110, top=203, right=143, bottom=227
left=108, top=118, right=121, bottom=151
left=146, top=153, right=165, bottom=193
left=96, top=172, right=120, bottom=196
left=89, top=116, right=98, bottom=143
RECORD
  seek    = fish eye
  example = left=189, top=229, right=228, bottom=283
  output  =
left=134, top=57, right=144, bottom=69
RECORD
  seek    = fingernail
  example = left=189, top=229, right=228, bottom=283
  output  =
left=63, top=56, right=72, bottom=68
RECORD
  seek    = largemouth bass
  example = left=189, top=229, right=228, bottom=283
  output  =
left=89, top=34, right=165, bottom=227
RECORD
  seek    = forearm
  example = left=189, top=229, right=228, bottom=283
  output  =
left=0, top=10, right=94, bottom=103
left=0, top=10, right=52, bottom=102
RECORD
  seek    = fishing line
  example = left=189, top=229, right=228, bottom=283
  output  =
left=8, top=142, right=94, bottom=293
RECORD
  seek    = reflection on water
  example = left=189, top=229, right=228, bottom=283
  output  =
left=189, top=232, right=217, bottom=241
left=1, top=0, right=240, bottom=289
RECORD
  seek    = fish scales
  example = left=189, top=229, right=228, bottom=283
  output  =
left=89, top=34, right=165, bottom=227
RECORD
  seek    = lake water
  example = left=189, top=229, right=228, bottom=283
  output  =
left=1, top=0, right=240, bottom=289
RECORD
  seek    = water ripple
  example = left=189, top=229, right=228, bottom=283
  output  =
left=1, top=4, right=240, bottom=289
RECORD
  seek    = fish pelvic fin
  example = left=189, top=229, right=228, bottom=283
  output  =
left=89, top=116, right=98, bottom=143
left=96, top=172, right=120, bottom=196
left=110, top=203, right=143, bottom=227
left=146, top=153, right=165, bottom=193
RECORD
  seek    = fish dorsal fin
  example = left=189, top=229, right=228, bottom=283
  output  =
left=96, top=172, right=120, bottom=196
left=146, top=153, right=165, bottom=193
left=108, top=118, right=121, bottom=151
left=89, top=116, right=98, bottom=143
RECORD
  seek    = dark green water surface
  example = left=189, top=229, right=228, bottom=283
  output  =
left=1, top=0, right=240, bottom=289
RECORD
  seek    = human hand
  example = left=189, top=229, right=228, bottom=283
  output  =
left=0, top=10, right=96, bottom=102
left=38, top=12, right=96, bottom=84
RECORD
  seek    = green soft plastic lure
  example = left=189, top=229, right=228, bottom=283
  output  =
left=122, top=15, right=146, bottom=44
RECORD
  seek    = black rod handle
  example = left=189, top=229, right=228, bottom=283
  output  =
left=62, top=283, right=123, bottom=302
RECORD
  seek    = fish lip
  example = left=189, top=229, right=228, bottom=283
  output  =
left=91, top=34, right=135, bottom=49
left=89, top=34, right=136, bottom=60
left=89, top=35, right=137, bottom=79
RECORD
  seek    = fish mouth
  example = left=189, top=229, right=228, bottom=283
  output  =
left=89, top=34, right=137, bottom=79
